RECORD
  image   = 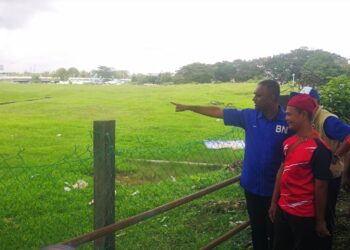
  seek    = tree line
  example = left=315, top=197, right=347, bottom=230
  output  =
left=171, top=47, right=350, bottom=87
left=46, top=66, right=130, bottom=83
left=15, top=47, right=350, bottom=87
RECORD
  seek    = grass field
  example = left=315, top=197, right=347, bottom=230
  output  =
left=0, top=82, right=266, bottom=249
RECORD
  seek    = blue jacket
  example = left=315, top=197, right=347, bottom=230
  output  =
left=224, top=107, right=292, bottom=196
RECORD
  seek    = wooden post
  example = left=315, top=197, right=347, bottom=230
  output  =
left=93, top=120, right=116, bottom=250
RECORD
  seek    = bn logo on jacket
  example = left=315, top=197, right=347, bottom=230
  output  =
left=276, top=125, right=288, bottom=134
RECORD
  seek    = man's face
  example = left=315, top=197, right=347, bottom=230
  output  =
left=285, top=106, right=304, bottom=131
left=252, top=85, right=274, bottom=111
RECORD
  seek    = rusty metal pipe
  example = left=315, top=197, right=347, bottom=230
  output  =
left=62, top=175, right=240, bottom=247
left=200, top=220, right=250, bottom=250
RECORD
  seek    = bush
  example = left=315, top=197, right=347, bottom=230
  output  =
left=320, top=75, right=350, bottom=123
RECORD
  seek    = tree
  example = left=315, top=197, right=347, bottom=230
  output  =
left=300, top=51, right=347, bottom=86
left=54, top=68, right=68, bottom=81
left=174, top=63, right=214, bottom=83
left=114, top=70, right=130, bottom=79
left=158, top=72, right=173, bottom=83
left=261, top=48, right=314, bottom=83
left=213, top=61, right=236, bottom=82
left=79, top=70, right=91, bottom=77
left=67, top=67, right=80, bottom=78
left=31, top=74, right=40, bottom=83
left=131, top=73, right=157, bottom=84
left=93, top=66, right=115, bottom=81
left=320, top=76, right=350, bottom=123
left=232, top=59, right=264, bottom=82
left=131, top=72, right=173, bottom=84
left=131, top=73, right=144, bottom=84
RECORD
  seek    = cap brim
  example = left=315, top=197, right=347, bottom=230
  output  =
left=290, top=92, right=300, bottom=98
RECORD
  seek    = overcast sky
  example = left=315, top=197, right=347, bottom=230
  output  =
left=0, top=0, right=349, bottom=73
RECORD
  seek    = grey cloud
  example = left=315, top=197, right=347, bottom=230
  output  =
left=0, top=0, right=53, bottom=29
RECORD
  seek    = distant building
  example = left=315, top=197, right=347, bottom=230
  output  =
left=0, top=75, right=32, bottom=83
left=68, top=77, right=96, bottom=84
left=0, top=74, right=130, bottom=85
left=0, top=74, right=59, bottom=83
left=119, top=78, right=131, bottom=84
left=66, top=77, right=131, bottom=85
left=105, top=78, right=131, bottom=85
left=39, top=77, right=59, bottom=83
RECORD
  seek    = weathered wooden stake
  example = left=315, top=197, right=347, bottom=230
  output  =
left=93, top=120, right=116, bottom=250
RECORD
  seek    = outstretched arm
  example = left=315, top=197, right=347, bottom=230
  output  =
left=170, top=102, right=224, bottom=118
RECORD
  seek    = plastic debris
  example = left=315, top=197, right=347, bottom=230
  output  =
left=204, top=140, right=245, bottom=150
left=116, top=232, right=127, bottom=238
left=131, top=190, right=140, bottom=196
left=235, top=220, right=245, bottom=225
left=73, top=180, right=88, bottom=189
left=159, top=216, right=168, bottom=223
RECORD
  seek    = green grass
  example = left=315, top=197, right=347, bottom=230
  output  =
left=0, top=82, right=255, bottom=155
left=0, top=82, right=268, bottom=249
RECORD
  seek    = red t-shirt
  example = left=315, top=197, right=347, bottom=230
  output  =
left=278, top=132, right=332, bottom=217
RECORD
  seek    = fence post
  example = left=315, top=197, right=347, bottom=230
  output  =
left=93, top=120, right=116, bottom=250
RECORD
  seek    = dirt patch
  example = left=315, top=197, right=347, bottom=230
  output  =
left=196, top=199, right=247, bottom=214
left=116, top=171, right=151, bottom=185
left=0, top=96, right=51, bottom=105
left=226, top=160, right=243, bottom=172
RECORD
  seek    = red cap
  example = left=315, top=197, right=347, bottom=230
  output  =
left=287, top=94, right=317, bottom=113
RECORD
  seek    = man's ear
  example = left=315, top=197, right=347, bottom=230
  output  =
left=301, top=110, right=308, bottom=120
left=302, top=110, right=312, bottom=121
left=268, top=92, right=277, bottom=103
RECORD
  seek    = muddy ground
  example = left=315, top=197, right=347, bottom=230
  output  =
left=334, top=190, right=350, bottom=250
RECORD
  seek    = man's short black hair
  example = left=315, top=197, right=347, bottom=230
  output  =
left=258, top=79, right=280, bottom=102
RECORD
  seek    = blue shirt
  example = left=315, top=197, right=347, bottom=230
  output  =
left=224, top=107, right=292, bottom=196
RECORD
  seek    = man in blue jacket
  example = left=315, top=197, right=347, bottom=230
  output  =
left=172, top=79, right=292, bottom=250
